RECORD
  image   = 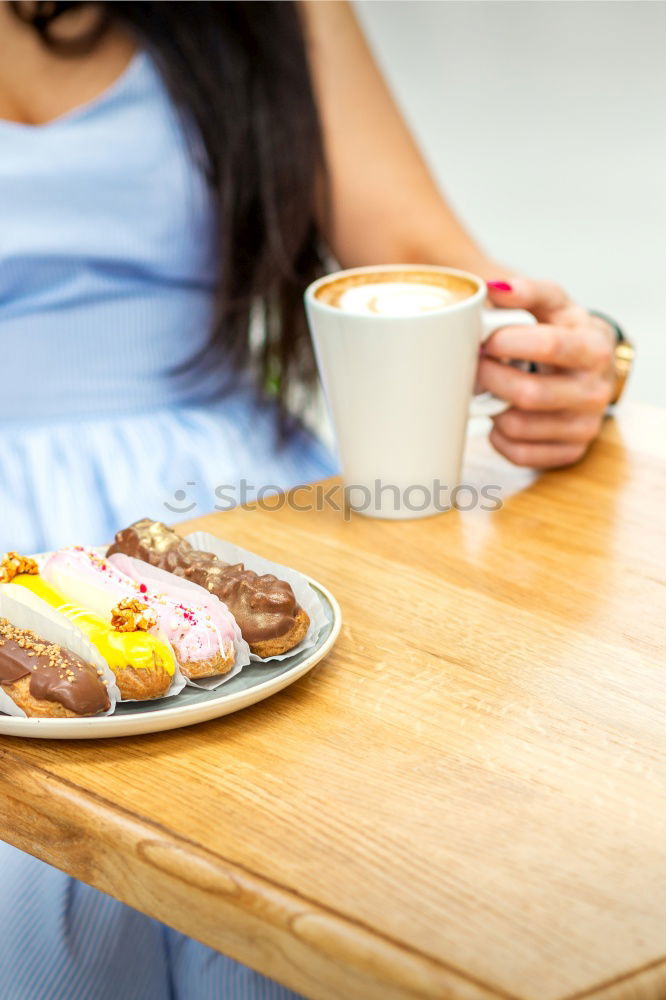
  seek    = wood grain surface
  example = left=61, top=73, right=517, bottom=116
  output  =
left=1, top=403, right=665, bottom=1000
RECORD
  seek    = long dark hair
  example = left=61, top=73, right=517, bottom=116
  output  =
left=10, top=1, right=328, bottom=433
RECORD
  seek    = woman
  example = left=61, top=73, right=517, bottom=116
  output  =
left=0, top=2, right=619, bottom=997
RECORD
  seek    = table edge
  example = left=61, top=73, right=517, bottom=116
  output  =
left=0, top=745, right=506, bottom=1000
left=4, top=745, right=665, bottom=1000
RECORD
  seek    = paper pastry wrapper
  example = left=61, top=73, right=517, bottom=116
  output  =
left=0, top=585, right=121, bottom=718
left=185, top=531, right=331, bottom=662
left=107, top=554, right=251, bottom=690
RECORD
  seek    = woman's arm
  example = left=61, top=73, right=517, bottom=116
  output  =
left=302, top=1, right=616, bottom=470
left=302, top=1, right=495, bottom=276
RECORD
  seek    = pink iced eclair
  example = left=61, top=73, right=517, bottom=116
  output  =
left=42, top=547, right=237, bottom=680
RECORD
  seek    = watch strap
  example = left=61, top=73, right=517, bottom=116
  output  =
left=589, top=309, right=634, bottom=405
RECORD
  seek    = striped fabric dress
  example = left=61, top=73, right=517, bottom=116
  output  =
left=0, top=48, right=332, bottom=999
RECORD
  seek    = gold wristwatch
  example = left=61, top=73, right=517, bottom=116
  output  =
left=590, top=310, right=635, bottom=405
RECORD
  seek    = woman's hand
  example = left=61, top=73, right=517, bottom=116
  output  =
left=478, top=278, right=617, bottom=468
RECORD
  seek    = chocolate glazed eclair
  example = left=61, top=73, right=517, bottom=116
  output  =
left=107, top=519, right=310, bottom=657
left=0, top=618, right=110, bottom=718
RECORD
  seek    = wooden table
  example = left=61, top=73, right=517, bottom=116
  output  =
left=2, top=403, right=665, bottom=1000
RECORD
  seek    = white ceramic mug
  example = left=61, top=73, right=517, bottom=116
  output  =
left=305, top=264, right=535, bottom=519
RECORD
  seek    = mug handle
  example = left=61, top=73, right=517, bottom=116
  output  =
left=470, top=308, right=537, bottom=418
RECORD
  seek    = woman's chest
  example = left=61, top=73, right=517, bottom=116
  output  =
left=0, top=53, right=216, bottom=287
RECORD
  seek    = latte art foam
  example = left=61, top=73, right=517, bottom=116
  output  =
left=314, top=268, right=478, bottom=315
left=337, top=282, right=458, bottom=316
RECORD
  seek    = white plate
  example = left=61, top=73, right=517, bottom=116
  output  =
left=0, top=577, right=341, bottom=740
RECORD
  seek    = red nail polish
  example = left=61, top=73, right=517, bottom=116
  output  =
left=487, top=280, right=513, bottom=291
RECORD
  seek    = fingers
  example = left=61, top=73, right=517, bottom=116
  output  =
left=490, top=407, right=604, bottom=469
left=483, top=323, right=614, bottom=371
left=478, top=357, right=613, bottom=412
left=487, top=276, right=571, bottom=322
left=482, top=274, right=615, bottom=469
left=489, top=424, right=591, bottom=469
left=493, top=408, right=604, bottom=444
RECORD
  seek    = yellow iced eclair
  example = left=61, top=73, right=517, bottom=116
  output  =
left=8, top=574, right=176, bottom=701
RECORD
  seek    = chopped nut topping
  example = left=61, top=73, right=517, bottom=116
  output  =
left=110, top=598, right=157, bottom=633
left=0, top=618, right=72, bottom=675
left=0, top=552, right=39, bottom=583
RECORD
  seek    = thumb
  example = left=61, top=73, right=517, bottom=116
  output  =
left=486, top=276, right=571, bottom=321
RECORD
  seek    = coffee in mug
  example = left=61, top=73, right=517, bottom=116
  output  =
left=313, top=268, right=477, bottom=315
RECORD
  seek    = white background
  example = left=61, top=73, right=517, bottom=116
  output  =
left=354, top=0, right=665, bottom=405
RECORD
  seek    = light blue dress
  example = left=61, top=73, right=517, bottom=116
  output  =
left=0, top=50, right=334, bottom=998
